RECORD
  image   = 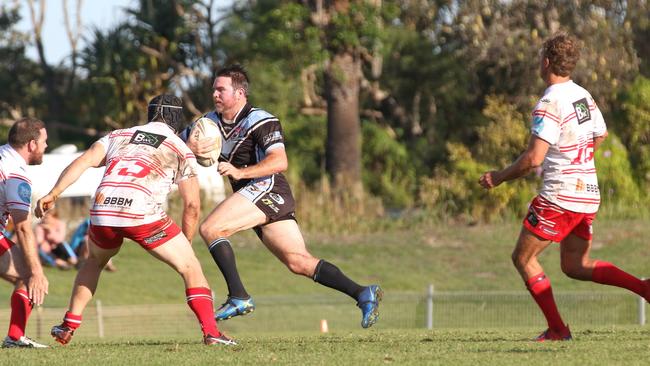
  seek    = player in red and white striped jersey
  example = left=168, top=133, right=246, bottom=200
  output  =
left=0, top=118, right=49, bottom=348
left=531, top=74, right=606, bottom=214
left=89, top=119, right=195, bottom=228
left=479, top=33, right=649, bottom=341
left=36, top=95, right=234, bottom=346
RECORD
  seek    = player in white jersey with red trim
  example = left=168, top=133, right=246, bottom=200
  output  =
left=0, top=117, right=49, bottom=348
left=36, top=95, right=234, bottom=346
left=531, top=78, right=605, bottom=216
left=89, top=120, right=195, bottom=228
left=480, top=33, right=649, bottom=341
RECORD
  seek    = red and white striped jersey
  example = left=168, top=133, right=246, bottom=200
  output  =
left=91, top=122, right=198, bottom=227
left=0, top=144, right=33, bottom=230
left=531, top=80, right=607, bottom=213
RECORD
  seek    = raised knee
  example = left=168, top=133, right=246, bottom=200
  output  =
left=560, top=262, right=581, bottom=279
left=199, top=222, right=230, bottom=242
left=562, top=267, right=579, bottom=279
left=285, top=257, right=311, bottom=276
left=286, top=261, right=303, bottom=275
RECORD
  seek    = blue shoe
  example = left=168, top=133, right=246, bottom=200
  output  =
left=357, top=285, right=383, bottom=328
left=215, top=296, right=255, bottom=321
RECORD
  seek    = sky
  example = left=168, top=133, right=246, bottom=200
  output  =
left=16, top=0, right=233, bottom=65
left=16, top=0, right=138, bottom=64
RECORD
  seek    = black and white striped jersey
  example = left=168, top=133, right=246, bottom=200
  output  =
left=181, top=103, right=290, bottom=192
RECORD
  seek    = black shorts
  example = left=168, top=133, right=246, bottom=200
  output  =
left=236, top=176, right=297, bottom=240
left=238, top=184, right=296, bottom=221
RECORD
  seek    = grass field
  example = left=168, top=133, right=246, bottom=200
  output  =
left=5, top=327, right=650, bottom=365
left=1, top=219, right=650, bottom=364
left=16, top=218, right=649, bottom=308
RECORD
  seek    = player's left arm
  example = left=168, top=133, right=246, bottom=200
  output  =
left=10, top=209, right=49, bottom=305
left=591, top=99, right=608, bottom=152
left=36, top=141, right=106, bottom=218
left=479, top=135, right=550, bottom=189
left=180, top=120, right=219, bottom=157
left=218, top=147, right=288, bottom=181
left=218, top=119, right=288, bottom=180
left=177, top=176, right=200, bottom=241
left=185, top=134, right=218, bottom=157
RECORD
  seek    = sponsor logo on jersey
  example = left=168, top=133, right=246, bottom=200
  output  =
left=572, top=98, right=591, bottom=124
left=262, top=131, right=282, bottom=145
left=261, top=198, right=280, bottom=213
left=526, top=212, right=539, bottom=227
left=94, top=193, right=105, bottom=205
left=18, top=182, right=31, bottom=203
left=130, top=130, right=167, bottom=148
left=99, top=196, right=134, bottom=207
left=575, top=179, right=599, bottom=194
left=586, top=183, right=599, bottom=194
left=269, top=193, right=285, bottom=205
left=143, top=230, right=168, bottom=244
left=541, top=98, right=551, bottom=103
left=246, top=185, right=260, bottom=193
left=532, top=115, right=544, bottom=135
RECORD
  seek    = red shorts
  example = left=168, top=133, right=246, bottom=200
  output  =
left=89, top=218, right=182, bottom=251
left=523, top=195, right=595, bottom=242
left=0, top=234, right=14, bottom=256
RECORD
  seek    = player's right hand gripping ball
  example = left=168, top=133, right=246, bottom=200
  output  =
left=189, top=117, right=222, bottom=167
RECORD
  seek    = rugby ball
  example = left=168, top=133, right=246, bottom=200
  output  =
left=189, top=117, right=222, bottom=167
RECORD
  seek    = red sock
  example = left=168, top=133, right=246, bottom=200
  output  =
left=186, top=287, right=220, bottom=337
left=526, top=273, right=566, bottom=332
left=7, top=289, right=32, bottom=340
left=592, top=261, right=645, bottom=296
left=62, top=311, right=82, bottom=330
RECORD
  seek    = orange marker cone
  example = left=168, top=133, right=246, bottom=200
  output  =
left=320, top=319, right=329, bottom=333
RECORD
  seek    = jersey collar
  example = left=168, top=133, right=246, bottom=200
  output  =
left=215, top=103, right=253, bottom=139
left=545, top=79, right=574, bottom=94
left=217, top=103, right=252, bottom=125
left=2, top=144, right=28, bottom=168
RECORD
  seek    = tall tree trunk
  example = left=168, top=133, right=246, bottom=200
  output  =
left=325, top=51, right=363, bottom=198
left=34, top=35, right=63, bottom=143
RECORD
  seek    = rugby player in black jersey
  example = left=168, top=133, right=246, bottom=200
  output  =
left=182, top=65, right=382, bottom=328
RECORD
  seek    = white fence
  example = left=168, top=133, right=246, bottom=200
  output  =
left=0, top=288, right=646, bottom=341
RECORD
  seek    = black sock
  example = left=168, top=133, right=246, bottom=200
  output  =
left=313, top=260, right=364, bottom=300
left=208, top=238, right=249, bottom=299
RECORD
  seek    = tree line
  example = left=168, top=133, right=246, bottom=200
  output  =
left=0, top=0, right=648, bottom=220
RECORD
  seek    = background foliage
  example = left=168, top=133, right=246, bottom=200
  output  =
left=0, top=0, right=648, bottom=224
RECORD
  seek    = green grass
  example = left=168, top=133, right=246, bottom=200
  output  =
left=2, top=219, right=650, bottom=364
left=16, top=218, right=650, bottom=309
left=5, top=327, right=650, bottom=365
